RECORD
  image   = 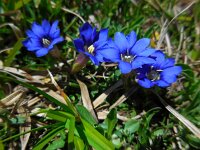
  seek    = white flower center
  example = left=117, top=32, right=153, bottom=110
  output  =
left=87, top=45, right=95, bottom=54
left=42, top=38, right=51, bottom=47
left=146, top=68, right=163, bottom=81
left=121, top=54, right=135, bottom=63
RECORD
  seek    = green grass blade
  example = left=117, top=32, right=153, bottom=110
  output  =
left=81, top=119, right=114, bottom=150
left=33, top=126, right=65, bottom=150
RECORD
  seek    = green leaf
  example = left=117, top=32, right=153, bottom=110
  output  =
left=76, top=105, right=97, bottom=125
left=46, top=130, right=66, bottom=150
left=105, top=109, right=118, bottom=139
left=67, top=116, right=75, bottom=148
left=45, top=109, right=73, bottom=122
left=0, top=141, right=4, bottom=150
left=33, top=126, right=64, bottom=150
left=4, top=38, right=23, bottom=66
left=74, top=136, right=85, bottom=150
left=124, top=119, right=140, bottom=134
left=81, top=119, right=114, bottom=150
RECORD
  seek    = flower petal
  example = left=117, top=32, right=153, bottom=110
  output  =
left=73, top=38, right=85, bottom=52
left=22, top=39, right=42, bottom=51
left=114, top=32, right=129, bottom=54
left=79, top=22, right=96, bottom=45
left=150, top=50, right=165, bottom=66
left=35, top=48, right=49, bottom=57
left=161, top=75, right=177, bottom=84
left=48, top=37, right=64, bottom=49
left=160, top=58, right=175, bottom=69
left=126, top=31, right=137, bottom=49
left=25, top=30, right=38, bottom=39
left=97, top=47, right=120, bottom=62
left=137, top=78, right=153, bottom=88
left=131, top=56, right=155, bottom=69
left=49, top=20, right=59, bottom=37
left=130, top=38, right=150, bottom=55
left=118, top=61, right=132, bottom=74
left=139, top=48, right=156, bottom=57
left=155, top=80, right=170, bottom=87
left=161, top=66, right=182, bottom=76
left=31, top=22, right=45, bottom=38
left=98, top=28, right=108, bottom=42
left=42, top=19, right=51, bottom=34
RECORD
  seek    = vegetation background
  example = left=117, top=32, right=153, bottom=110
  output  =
left=0, top=0, right=200, bottom=149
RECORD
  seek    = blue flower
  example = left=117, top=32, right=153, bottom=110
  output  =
left=99, top=31, right=156, bottom=74
left=135, top=51, right=182, bottom=88
left=73, top=22, right=109, bottom=65
left=22, top=20, right=64, bottom=57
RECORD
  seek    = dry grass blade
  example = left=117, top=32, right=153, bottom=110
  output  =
left=0, top=23, right=22, bottom=39
left=76, top=78, right=98, bottom=122
left=0, top=89, right=26, bottom=107
left=17, top=107, right=31, bottom=150
left=97, top=110, right=146, bottom=121
left=109, top=87, right=137, bottom=110
left=157, top=0, right=197, bottom=49
left=50, top=1, right=85, bottom=23
left=154, top=92, right=200, bottom=139
left=93, top=79, right=123, bottom=108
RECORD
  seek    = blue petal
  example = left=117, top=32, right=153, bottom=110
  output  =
left=49, top=20, right=59, bottom=38
left=131, top=56, right=155, bottom=69
left=160, top=58, right=175, bottom=69
left=161, top=66, right=182, bottom=76
left=22, top=39, right=42, bottom=51
left=139, top=48, right=156, bottom=57
left=42, top=19, right=51, bottom=34
left=98, top=29, right=108, bottom=42
left=86, top=53, right=99, bottom=65
left=137, top=78, right=153, bottom=88
left=26, top=30, right=38, bottom=39
left=73, top=38, right=85, bottom=52
left=114, top=32, right=129, bottom=54
left=118, top=61, right=132, bottom=74
left=150, top=50, right=165, bottom=66
left=49, top=37, right=64, bottom=49
left=35, top=48, right=49, bottom=57
left=161, top=75, right=177, bottom=84
left=97, top=47, right=120, bottom=62
left=79, top=22, right=96, bottom=45
left=155, top=80, right=170, bottom=87
left=130, top=38, right=150, bottom=55
left=126, top=31, right=137, bottom=49
left=31, top=22, right=45, bottom=38
left=50, top=29, right=60, bottom=39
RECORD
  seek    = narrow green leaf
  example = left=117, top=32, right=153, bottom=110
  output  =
left=46, top=110, right=72, bottom=122
left=0, top=141, right=4, bottom=150
left=76, top=105, right=97, bottom=125
left=33, top=126, right=64, bottom=150
left=74, top=136, right=85, bottom=150
left=81, top=119, right=114, bottom=150
left=105, top=109, right=117, bottom=139
left=68, top=117, right=75, bottom=149
left=4, top=38, right=23, bottom=66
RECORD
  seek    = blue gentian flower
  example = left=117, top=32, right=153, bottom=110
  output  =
left=99, top=31, right=156, bottom=74
left=22, top=20, right=64, bottom=57
left=135, top=51, right=182, bottom=88
left=73, top=22, right=109, bottom=65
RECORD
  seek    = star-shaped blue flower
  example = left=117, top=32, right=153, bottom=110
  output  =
left=99, top=31, right=156, bottom=74
left=136, top=51, right=182, bottom=88
left=73, top=22, right=109, bottom=65
left=22, top=20, right=64, bottom=57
